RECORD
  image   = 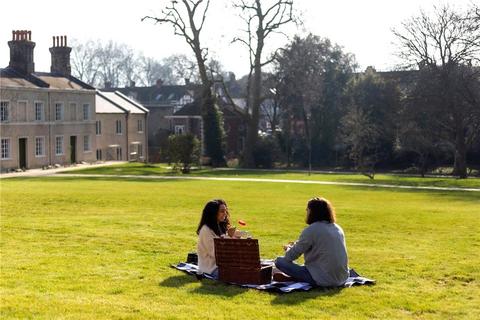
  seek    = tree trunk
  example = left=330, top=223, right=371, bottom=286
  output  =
left=453, top=127, right=467, bottom=178
left=192, top=38, right=226, bottom=167
left=242, top=39, right=264, bottom=168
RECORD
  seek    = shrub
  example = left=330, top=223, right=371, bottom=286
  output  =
left=252, top=136, right=280, bottom=168
left=167, top=134, right=200, bottom=173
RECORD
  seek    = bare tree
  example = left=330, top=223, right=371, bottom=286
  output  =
left=70, top=40, right=100, bottom=86
left=393, top=4, right=480, bottom=178
left=143, top=0, right=226, bottom=166
left=137, top=56, right=170, bottom=86
left=233, top=0, right=294, bottom=167
left=162, top=54, right=201, bottom=84
left=71, top=39, right=140, bottom=87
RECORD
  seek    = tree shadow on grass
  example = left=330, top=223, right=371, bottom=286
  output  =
left=270, top=287, right=343, bottom=305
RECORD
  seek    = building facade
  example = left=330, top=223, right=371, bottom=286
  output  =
left=105, top=80, right=198, bottom=161
left=95, top=91, right=148, bottom=162
left=166, top=100, right=247, bottom=158
left=1, top=31, right=96, bottom=171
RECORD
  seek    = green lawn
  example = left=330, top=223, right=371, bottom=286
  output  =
left=1, top=175, right=479, bottom=319
left=68, top=162, right=480, bottom=189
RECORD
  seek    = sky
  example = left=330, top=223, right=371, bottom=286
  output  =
left=0, top=0, right=477, bottom=78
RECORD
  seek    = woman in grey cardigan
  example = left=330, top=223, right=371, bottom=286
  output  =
left=275, top=197, right=349, bottom=286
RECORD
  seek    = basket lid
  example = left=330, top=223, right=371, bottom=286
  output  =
left=214, top=238, right=261, bottom=268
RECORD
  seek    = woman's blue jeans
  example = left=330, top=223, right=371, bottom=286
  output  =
left=274, top=257, right=316, bottom=285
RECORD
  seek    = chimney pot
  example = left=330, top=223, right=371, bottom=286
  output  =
left=8, top=30, right=35, bottom=74
left=50, top=35, right=72, bottom=76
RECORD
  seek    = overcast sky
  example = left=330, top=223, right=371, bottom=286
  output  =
left=0, top=0, right=476, bottom=78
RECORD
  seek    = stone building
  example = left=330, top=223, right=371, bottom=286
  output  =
left=105, top=81, right=199, bottom=161
left=166, top=99, right=247, bottom=157
left=95, top=91, right=148, bottom=161
left=0, top=31, right=96, bottom=171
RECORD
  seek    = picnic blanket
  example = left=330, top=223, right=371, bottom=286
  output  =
left=172, top=261, right=375, bottom=293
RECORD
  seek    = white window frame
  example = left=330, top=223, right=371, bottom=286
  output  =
left=115, top=120, right=123, bottom=135
left=138, top=143, right=143, bottom=157
left=55, top=102, right=64, bottom=121
left=1, top=100, right=10, bottom=122
left=116, top=147, right=122, bottom=160
left=82, top=104, right=90, bottom=120
left=1, top=138, right=11, bottom=160
left=137, top=119, right=143, bottom=133
left=34, top=101, right=44, bottom=121
left=35, top=136, right=46, bottom=157
left=175, top=125, right=185, bottom=135
left=83, top=135, right=91, bottom=152
left=55, top=136, right=64, bottom=156
left=96, top=149, right=102, bottom=160
left=96, top=120, right=102, bottom=135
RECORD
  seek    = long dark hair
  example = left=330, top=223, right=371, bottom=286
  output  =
left=196, top=199, right=231, bottom=236
left=306, top=197, right=336, bottom=224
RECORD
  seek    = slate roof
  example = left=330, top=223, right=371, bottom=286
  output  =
left=105, top=84, right=201, bottom=106
left=0, top=67, right=94, bottom=90
left=171, top=100, right=246, bottom=118
left=172, top=101, right=201, bottom=116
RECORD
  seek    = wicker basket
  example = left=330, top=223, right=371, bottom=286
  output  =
left=214, top=238, right=272, bottom=285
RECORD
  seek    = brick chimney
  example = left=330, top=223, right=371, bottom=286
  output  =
left=8, top=30, right=35, bottom=74
left=49, top=35, right=71, bottom=76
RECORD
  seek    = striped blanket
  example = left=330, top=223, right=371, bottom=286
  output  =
left=172, top=262, right=375, bottom=293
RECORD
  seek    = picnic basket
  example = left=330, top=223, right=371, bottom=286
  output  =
left=214, top=238, right=272, bottom=285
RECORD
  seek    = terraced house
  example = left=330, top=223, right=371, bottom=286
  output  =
left=0, top=31, right=96, bottom=172
left=0, top=31, right=149, bottom=172
left=95, top=90, right=148, bottom=162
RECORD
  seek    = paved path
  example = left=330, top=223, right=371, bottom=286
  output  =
left=0, top=162, right=126, bottom=179
left=54, top=173, right=480, bottom=192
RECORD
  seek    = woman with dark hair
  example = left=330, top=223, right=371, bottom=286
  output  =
left=274, top=197, right=349, bottom=286
left=196, top=199, right=232, bottom=277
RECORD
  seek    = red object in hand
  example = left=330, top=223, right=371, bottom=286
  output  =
left=238, top=220, right=247, bottom=226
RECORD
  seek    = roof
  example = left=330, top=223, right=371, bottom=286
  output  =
left=34, top=72, right=94, bottom=90
left=0, top=67, right=48, bottom=88
left=0, top=67, right=94, bottom=90
left=173, top=101, right=201, bottom=116
left=96, top=91, right=148, bottom=114
left=171, top=100, right=246, bottom=118
left=114, top=91, right=149, bottom=113
left=96, top=92, right=126, bottom=114
left=100, top=91, right=148, bottom=114
left=105, top=84, right=200, bottom=106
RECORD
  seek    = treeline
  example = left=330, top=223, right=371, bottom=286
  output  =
left=244, top=4, right=480, bottom=178
left=70, top=39, right=226, bottom=87
left=71, top=2, right=480, bottom=178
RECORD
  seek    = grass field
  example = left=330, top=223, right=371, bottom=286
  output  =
left=1, top=171, right=479, bottom=319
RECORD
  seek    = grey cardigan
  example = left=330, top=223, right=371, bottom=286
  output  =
left=285, top=221, right=349, bottom=286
